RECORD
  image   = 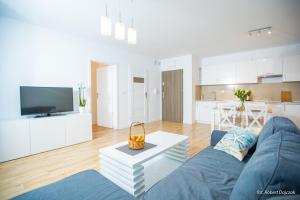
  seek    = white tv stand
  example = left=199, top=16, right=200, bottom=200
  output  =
left=0, top=113, right=92, bottom=162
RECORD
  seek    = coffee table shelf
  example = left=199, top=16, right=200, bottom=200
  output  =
left=99, top=131, right=189, bottom=197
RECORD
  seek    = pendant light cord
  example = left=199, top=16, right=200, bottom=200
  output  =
left=130, top=0, right=134, bottom=28
left=118, top=0, right=122, bottom=22
left=105, top=1, right=108, bottom=16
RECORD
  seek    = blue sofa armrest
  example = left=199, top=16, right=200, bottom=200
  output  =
left=210, top=130, right=227, bottom=146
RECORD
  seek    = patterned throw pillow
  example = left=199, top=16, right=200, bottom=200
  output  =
left=214, top=128, right=257, bottom=161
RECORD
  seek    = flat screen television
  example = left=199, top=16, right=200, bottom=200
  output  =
left=20, top=86, right=74, bottom=116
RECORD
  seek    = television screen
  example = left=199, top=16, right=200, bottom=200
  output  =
left=20, top=86, right=74, bottom=116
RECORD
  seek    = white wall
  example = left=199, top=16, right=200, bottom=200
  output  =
left=201, top=43, right=300, bottom=66
left=0, top=17, right=161, bottom=128
left=160, top=55, right=198, bottom=124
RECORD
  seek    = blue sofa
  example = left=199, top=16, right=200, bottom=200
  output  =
left=144, top=116, right=300, bottom=200
left=13, top=117, right=300, bottom=200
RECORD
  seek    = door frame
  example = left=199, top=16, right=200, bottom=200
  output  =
left=90, top=61, right=118, bottom=129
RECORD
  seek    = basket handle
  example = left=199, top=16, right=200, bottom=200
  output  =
left=129, top=122, right=145, bottom=140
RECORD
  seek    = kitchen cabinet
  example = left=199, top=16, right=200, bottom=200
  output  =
left=255, top=57, right=282, bottom=77
left=283, top=55, right=300, bottom=82
left=200, top=66, right=216, bottom=85
left=267, top=103, right=284, bottom=117
left=201, top=64, right=235, bottom=85
left=215, top=64, right=236, bottom=84
left=196, top=101, right=217, bottom=124
left=236, top=60, right=258, bottom=83
left=284, top=104, right=300, bottom=128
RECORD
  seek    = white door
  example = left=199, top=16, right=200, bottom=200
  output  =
left=97, top=67, right=113, bottom=128
left=132, top=77, right=146, bottom=122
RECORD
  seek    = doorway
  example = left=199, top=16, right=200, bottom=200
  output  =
left=162, top=69, right=183, bottom=122
left=91, top=61, right=118, bottom=133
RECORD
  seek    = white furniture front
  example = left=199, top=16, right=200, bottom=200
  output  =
left=0, top=113, right=92, bottom=162
left=200, top=54, right=300, bottom=85
left=196, top=101, right=300, bottom=128
left=99, top=131, right=189, bottom=197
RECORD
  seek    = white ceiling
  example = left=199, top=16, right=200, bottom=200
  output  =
left=1, top=0, right=300, bottom=59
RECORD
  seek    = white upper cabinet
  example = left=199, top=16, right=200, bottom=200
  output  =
left=200, top=66, right=216, bottom=85
left=201, top=64, right=236, bottom=85
left=235, top=60, right=257, bottom=84
left=215, top=64, right=236, bottom=84
left=283, top=55, right=300, bottom=82
left=255, top=57, right=283, bottom=77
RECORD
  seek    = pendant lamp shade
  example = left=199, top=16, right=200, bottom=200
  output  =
left=101, top=15, right=112, bottom=36
left=128, top=27, right=137, bottom=44
left=115, top=21, right=125, bottom=40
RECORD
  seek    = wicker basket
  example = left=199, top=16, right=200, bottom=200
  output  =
left=128, top=122, right=145, bottom=150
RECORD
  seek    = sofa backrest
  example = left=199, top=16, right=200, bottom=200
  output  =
left=256, top=116, right=300, bottom=148
left=230, top=118, right=300, bottom=200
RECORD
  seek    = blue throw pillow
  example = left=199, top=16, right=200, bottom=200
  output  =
left=230, top=130, right=300, bottom=200
left=257, top=116, right=300, bottom=148
left=214, top=128, right=257, bottom=161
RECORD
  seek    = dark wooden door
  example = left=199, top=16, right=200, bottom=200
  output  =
left=162, top=69, right=183, bottom=122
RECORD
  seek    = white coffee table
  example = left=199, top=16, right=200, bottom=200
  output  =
left=99, top=131, right=189, bottom=197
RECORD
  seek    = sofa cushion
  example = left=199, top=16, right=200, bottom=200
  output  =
left=230, top=131, right=300, bottom=200
left=257, top=116, right=300, bottom=147
left=214, top=128, right=257, bottom=161
left=144, top=146, right=250, bottom=200
left=13, top=170, right=135, bottom=200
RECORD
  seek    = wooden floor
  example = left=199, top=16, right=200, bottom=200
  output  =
left=0, top=121, right=211, bottom=200
left=92, top=125, right=114, bottom=139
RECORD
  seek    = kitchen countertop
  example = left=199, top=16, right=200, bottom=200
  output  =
left=196, top=100, right=300, bottom=105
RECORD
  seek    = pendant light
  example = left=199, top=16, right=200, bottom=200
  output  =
left=101, top=1, right=112, bottom=36
left=115, top=0, right=125, bottom=40
left=128, top=0, right=137, bottom=45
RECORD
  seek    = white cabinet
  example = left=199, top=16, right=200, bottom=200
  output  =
left=255, top=57, right=282, bottom=77
left=30, top=116, right=66, bottom=154
left=283, top=55, right=300, bottom=82
left=0, top=120, right=30, bottom=162
left=196, top=101, right=217, bottom=124
left=236, top=60, right=258, bottom=83
left=267, top=104, right=285, bottom=117
left=66, top=113, right=92, bottom=145
left=0, top=113, right=92, bottom=162
left=200, top=66, right=216, bottom=85
left=201, top=64, right=236, bottom=85
left=215, top=64, right=236, bottom=84
left=284, top=104, right=300, bottom=128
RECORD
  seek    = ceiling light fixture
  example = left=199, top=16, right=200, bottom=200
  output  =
left=100, top=1, right=112, bottom=36
left=128, top=0, right=137, bottom=45
left=115, top=0, right=125, bottom=40
left=248, top=26, right=272, bottom=37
